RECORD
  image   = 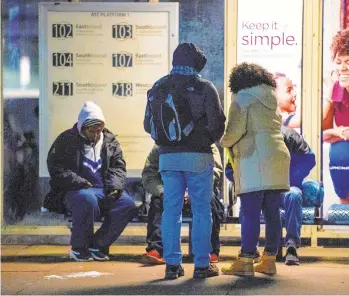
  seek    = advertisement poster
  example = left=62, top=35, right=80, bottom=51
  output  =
left=232, top=0, right=303, bottom=215
left=237, top=0, right=303, bottom=90
left=39, top=4, right=178, bottom=177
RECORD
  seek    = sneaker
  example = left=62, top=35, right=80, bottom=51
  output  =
left=70, top=248, right=93, bottom=262
left=146, top=249, right=165, bottom=265
left=165, top=264, right=185, bottom=280
left=88, top=248, right=109, bottom=261
left=210, top=253, right=219, bottom=263
left=193, top=263, right=219, bottom=278
left=285, top=245, right=300, bottom=266
left=100, top=246, right=110, bottom=257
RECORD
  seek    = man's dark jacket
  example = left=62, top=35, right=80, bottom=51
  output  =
left=44, top=124, right=126, bottom=214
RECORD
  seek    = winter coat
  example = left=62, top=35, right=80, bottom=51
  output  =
left=44, top=124, right=126, bottom=213
left=221, top=84, right=290, bottom=195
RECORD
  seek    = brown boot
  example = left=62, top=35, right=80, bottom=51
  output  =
left=221, top=256, right=254, bottom=276
left=254, top=253, right=277, bottom=276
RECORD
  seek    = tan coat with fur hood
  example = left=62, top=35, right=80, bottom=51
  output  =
left=220, top=84, right=290, bottom=195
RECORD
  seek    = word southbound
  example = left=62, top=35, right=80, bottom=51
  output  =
left=240, top=21, right=297, bottom=50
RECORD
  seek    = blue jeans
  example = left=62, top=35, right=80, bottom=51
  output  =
left=240, top=190, right=283, bottom=256
left=65, top=188, right=137, bottom=250
left=160, top=164, right=213, bottom=268
left=282, top=187, right=303, bottom=246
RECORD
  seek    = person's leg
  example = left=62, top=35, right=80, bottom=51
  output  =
left=254, top=190, right=282, bottom=275
left=65, top=188, right=100, bottom=261
left=210, top=193, right=222, bottom=260
left=210, top=212, right=221, bottom=256
left=186, top=164, right=219, bottom=278
left=221, top=191, right=263, bottom=276
left=283, top=187, right=303, bottom=246
left=146, top=196, right=164, bottom=253
left=262, top=190, right=282, bottom=255
left=185, top=165, right=213, bottom=268
left=65, top=188, right=100, bottom=249
left=160, top=171, right=186, bottom=267
left=145, top=196, right=165, bottom=263
left=93, top=191, right=137, bottom=251
left=240, top=191, right=264, bottom=256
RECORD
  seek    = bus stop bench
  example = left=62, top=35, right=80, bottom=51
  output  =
left=325, top=204, right=349, bottom=225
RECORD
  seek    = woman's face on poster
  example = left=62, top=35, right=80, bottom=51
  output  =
left=335, top=53, right=349, bottom=88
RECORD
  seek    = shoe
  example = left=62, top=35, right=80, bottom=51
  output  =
left=254, top=253, right=277, bottom=275
left=100, top=246, right=110, bottom=257
left=210, top=253, right=219, bottom=263
left=165, top=264, right=185, bottom=280
left=193, top=263, right=219, bottom=278
left=70, top=248, right=93, bottom=262
left=221, top=257, right=254, bottom=276
left=146, top=249, right=165, bottom=265
left=88, top=248, right=109, bottom=261
left=285, top=245, right=300, bottom=266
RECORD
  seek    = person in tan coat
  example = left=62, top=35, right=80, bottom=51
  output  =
left=220, top=63, right=290, bottom=277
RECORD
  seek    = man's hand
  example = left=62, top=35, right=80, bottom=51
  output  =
left=108, top=189, right=121, bottom=199
left=81, top=180, right=93, bottom=189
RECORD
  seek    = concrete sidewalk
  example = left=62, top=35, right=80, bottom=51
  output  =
left=1, top=245, right=349, bottom=295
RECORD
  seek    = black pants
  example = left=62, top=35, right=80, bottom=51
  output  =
left=146, top=194, right=222, bottom=256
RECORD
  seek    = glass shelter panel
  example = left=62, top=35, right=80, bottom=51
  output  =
left=322, top=0, right=349, bottom=223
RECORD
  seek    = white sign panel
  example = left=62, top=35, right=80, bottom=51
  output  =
left=39, top=3, right=178, bottom=177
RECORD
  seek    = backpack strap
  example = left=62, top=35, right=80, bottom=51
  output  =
left=283, top=113, right=295, bottom=127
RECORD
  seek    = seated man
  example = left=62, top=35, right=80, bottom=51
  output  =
left=225, top=126, right=316, bottom=266
left=142, top=144, right=224, bottom=264
left=44, top=101, right=137, bottom=262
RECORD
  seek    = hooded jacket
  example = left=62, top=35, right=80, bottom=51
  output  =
left=221, top=84, right=290, bottom=195
left=44, top=102, right=126, bottom=214
left=144, top=43, right=226, bottom=154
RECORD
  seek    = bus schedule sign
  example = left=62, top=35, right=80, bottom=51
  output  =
left=39, top=2, right=178, bottom=177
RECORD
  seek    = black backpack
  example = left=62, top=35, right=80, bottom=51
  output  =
left=146, top=77, right=197, bottom=146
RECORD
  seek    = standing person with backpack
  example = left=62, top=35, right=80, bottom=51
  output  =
left=144, top=43, right=226, bottom=280
left=142, top=143, right=224, bottom=265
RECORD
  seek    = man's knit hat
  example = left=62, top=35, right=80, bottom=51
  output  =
left=81, top=118, right=104, bottom=129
